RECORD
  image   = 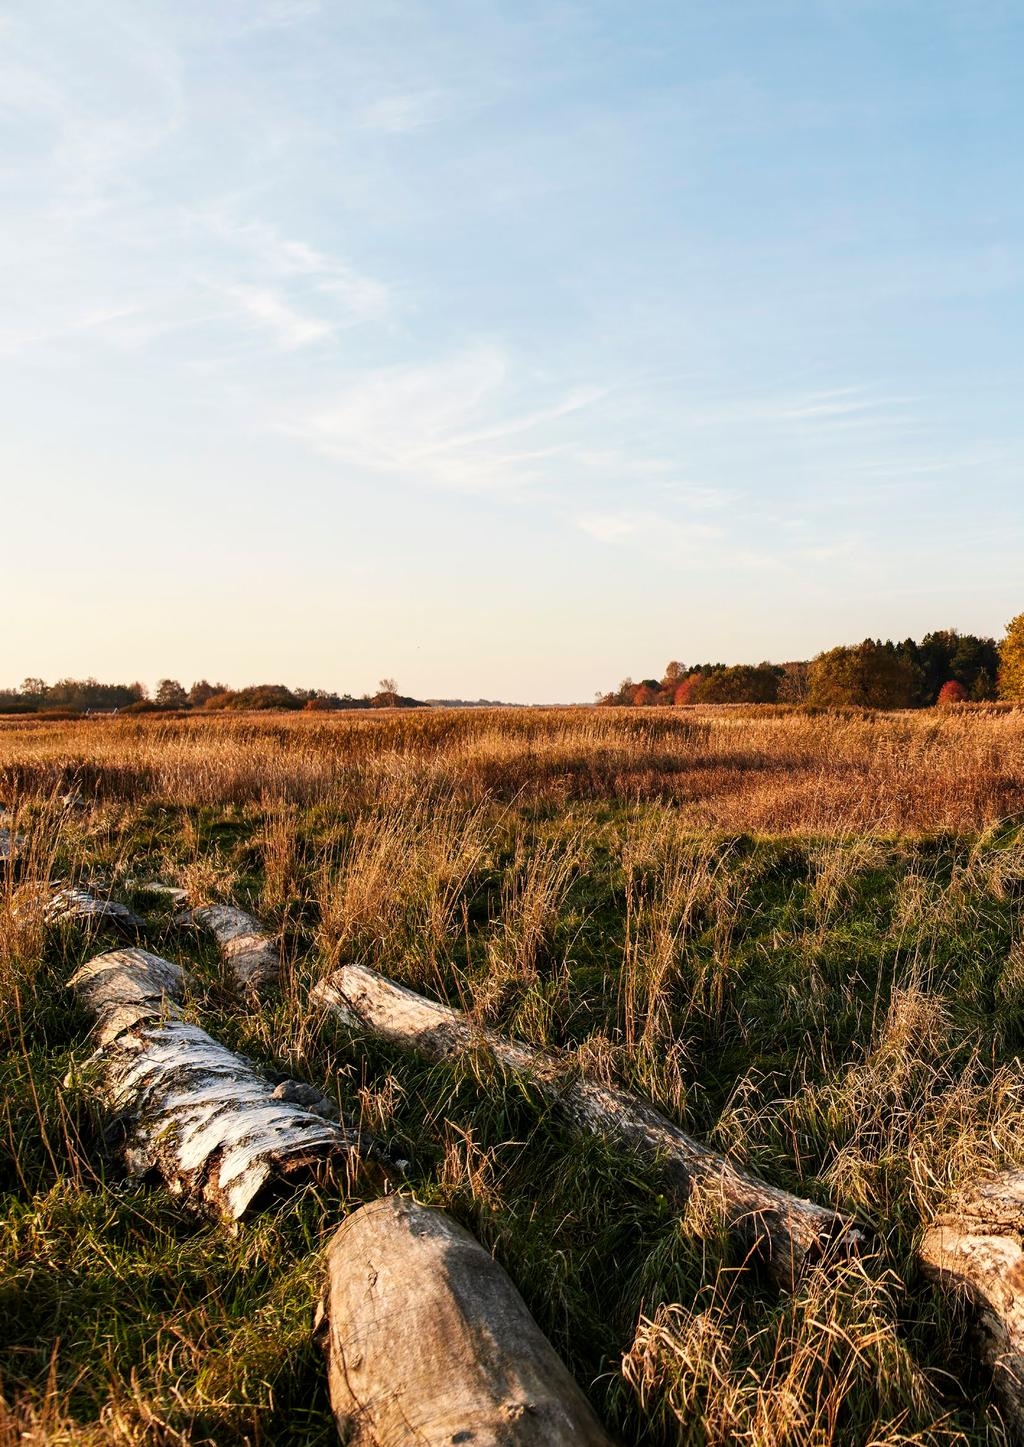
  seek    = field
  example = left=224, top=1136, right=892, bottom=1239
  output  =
left=4, top=705, right=1024, bottom=1445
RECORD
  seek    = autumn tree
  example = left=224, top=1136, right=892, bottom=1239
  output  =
left=155, top=678, right=188, bottom=708
left=673, top=674, right=702, bottom=705
left=778, top=661, right=810, bottom=703
left=999, top=614, right=1024, bottom=701
left=188, top=679, right=220, bottom=707
left=808, top=640, right=918, bottom=708
left=937, top=680, right=967, bottom=706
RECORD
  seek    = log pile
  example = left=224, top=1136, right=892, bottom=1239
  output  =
left=313, top=964, right=865, bottom=1289
left=316, top=1195, right=614, bottom=1446
left=70, top=947, right=388, bottom=1218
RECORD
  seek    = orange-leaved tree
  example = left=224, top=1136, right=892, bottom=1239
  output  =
left=937, top=680, right=967, bottom=706
left=998, top=614, right=1024, bottom=701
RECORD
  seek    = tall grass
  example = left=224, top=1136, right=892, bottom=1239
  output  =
left=0, top=704, right=1022, bottom=830
left=2, top=711, right=1024, bottom=1442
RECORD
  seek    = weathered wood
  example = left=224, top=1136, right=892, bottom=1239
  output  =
left=316, top=1195, right=614, bottom=1446
left=130, top=880, right=189, bottom=905
left=45, top=885, right=147, bottom=939
left=920, top=1172, right=1024, bottom=1435
left=0, top=826, right=26, bottom=867
left=313, top=965, right=866, bottom=1288
left=70, top=948, right=387, bottom=1218
left=178, top=902, right=280, bottom=992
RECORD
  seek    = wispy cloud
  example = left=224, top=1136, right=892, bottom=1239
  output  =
left=356, top=89, right=449, bottom=134
left=575, top=508, right=724, bottom=547
left=221, top=285, right=333, bottom=349
left=282, top=347, right=616, bottom=495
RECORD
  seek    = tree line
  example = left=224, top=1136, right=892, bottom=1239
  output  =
left=0, top=677, right=424, bottom=715
left=599, top=616, right=1024, bottom=708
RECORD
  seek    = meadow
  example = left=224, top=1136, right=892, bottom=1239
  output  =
left=3, top=705, right=1024, bottom=1445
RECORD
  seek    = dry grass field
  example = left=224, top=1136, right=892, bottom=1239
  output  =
left=4, top=705, right=1024, bottom=1444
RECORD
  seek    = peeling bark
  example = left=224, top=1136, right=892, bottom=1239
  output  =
left=45, top=885, right=147, bottom=939
left=920, top=1172, right=1024, bottom=1435
left=70, top=947, right=388, bottom=1218
left=317, top=1196, right=615, bottom=1446
left=178, top=903, right=280, bottom=992
left=313, top=965, right=865, bottom=1289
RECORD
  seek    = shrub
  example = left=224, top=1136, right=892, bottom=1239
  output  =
left=937, top=680, right=967, bottom=706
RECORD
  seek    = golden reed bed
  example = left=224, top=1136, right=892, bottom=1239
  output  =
left=1, top=704, right=1022, bottom=833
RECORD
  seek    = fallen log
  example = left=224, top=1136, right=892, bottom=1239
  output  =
left=70, top=947, right=390, bottom=1218
left=177, top=902, right=280, bottom=992
left=45, top=885, right=147, bottom=939
left=129, top=879, right=189, bottom=905
left=313, top=966, right=865, bottom=1289
left=316, top=1195, right=614, bottom=1446
left=0, top=826, right=26, bottom=869
left=920, top=1172, right=1024, bottom=1435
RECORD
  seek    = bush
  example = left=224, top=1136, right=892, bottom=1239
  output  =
left=937, top=680, right=967, bottom=706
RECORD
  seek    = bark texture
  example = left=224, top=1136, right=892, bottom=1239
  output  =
left=317, top=1195, right=614, bottom=1446
left=70, top=947, right=385, bottom=1218
left=313, top=965, right=865, bottom=1289
left=0, top=826, right=26, bottom=866
left=46, top=885, right=147, bottom=938
left=920, top=1172, right=1024, bottom=1436
left=179, top=903, right=280, bottom=992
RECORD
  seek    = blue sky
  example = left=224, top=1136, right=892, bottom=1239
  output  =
left=3, top=0, right=1023, bottom=701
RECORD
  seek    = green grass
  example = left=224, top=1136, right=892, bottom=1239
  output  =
left=3, top=797, right=1023, bottom=1443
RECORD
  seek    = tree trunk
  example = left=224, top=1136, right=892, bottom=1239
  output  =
left=316, top=1195, right=615, bottom=1446
left=70, top=947, right=390, bottom=1218
left=46, top=885, right=146, bottom=939
left=313, top=966, right=865, bottom=1289
left=178, top=902, right=280, bottom=992
left=920, top=1171, right=1024, bottom=1435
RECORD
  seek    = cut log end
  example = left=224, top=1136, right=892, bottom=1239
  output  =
left=921, top=1173, right=1024, bottom=1435
left=318, top=1196, right=614, bottom=1446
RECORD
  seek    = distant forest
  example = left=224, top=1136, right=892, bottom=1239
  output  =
left=600, top=618, right=1024, bottom=708
left=0, top=677, right=425, bottom=716
left=6, top=617, right=1024, bottom=716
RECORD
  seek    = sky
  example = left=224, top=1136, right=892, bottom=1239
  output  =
left=3, top=0, right=1023, bottom=702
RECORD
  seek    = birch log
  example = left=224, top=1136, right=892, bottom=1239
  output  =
left=313, top=965, right=865, bottom=1289
left=46, top=885, right=147, bottom=939
left=920, top=1172, right=1024, bottom=1436
left=0, top=826, right=26, bottom=868
left=70, top=947, right=387, bottom=1218
left=317, top=1195, right=614, bottom=1446
left=178, top=903, right=280, bottom=992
